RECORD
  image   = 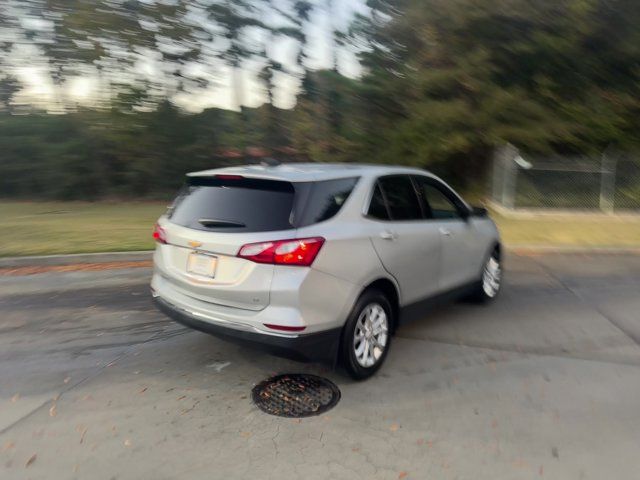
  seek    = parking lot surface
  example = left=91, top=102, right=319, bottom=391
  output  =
left=1, top=253, right=640, bottom=479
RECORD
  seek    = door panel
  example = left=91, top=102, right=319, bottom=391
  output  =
left=430, top=219, right=481, bottom=289
left=413, top=175, right=483, bottom=289
left=366, top=175, right=442, bottom=304
left=370, top=222, right=441, bottom=304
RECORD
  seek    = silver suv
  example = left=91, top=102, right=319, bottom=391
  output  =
left=151, top=163, right=501, bottom=379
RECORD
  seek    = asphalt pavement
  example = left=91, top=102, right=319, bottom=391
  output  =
left=1, top=253, right=640, bottom=479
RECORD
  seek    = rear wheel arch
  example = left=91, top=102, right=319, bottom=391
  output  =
left=358, top=278, right=400, bottom=333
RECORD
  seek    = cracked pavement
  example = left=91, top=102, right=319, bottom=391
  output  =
left=1, top=253, right=640, bottom=479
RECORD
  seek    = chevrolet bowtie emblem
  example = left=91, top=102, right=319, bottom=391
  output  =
left=188, top=240, right=202, bottom=248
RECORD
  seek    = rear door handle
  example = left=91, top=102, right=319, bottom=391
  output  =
left=380, top=230, right=398, bottom=241
left=439, top=227, right=452, bottom=237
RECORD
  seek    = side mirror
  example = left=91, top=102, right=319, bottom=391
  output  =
left=471, top=206, right=488, bottom=217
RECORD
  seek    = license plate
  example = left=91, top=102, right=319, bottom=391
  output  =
left=187, top=252, right=217, bottom=278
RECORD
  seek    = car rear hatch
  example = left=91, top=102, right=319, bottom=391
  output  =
left=156, top=175, right=299, bottom=311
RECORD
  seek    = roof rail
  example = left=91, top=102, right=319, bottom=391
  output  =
left=260, top=157, right=281, bottom=167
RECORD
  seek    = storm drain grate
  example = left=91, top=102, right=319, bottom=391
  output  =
left=252, top=374, right=341, bottom=418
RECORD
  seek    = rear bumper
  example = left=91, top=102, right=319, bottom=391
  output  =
left=153, top=295, right=341, bottom=364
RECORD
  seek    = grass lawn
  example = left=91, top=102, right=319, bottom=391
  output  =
left=1, top=201, right=639, bottom=257
left=0, top=201, right=167, bottom=257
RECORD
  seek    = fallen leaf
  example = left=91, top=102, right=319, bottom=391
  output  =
left=390, top=423, right=400, bottom=432
left=138, top=387, right=147, bottom=394
left=49, top=404, right=57, bottom=417
left=177, top=395, right=186, bottom=401
left=11, top=394, right=20, bottom=403
left=25, top=453, right=37, bottom=468
left=351, top=447, right=360, bottom=452
left=3, top=441, right=15, bottom=451
left=123, top=439, right=132, bottom=447
left=240, top=431, right=252, bottom=438
left=79, top=427, right=88, bottom=444
left=398, top=472, right=408, bottom=479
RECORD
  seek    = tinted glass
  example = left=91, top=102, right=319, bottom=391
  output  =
left=378, top=176, right=422, bottom=220
left=415, top=177, right=462, bottom=220
left=297, top=177, right=359, bottom=227
left=367, top=183, right=390, bottom=220
left=169, top=177, right=295, bottom=232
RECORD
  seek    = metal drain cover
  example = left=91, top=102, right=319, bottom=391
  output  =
left=252, top=374, right=341, bottom=418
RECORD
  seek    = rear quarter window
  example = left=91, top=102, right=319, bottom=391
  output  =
left=296, top=177, right=359, bottom=227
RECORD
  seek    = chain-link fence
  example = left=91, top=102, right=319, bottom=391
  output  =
left=491, top=145, right=640, bottom=212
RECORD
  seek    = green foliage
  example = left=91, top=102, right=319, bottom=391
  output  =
left=351, top=0, right=640, bottom=183
left=1, top=0, right=640, bottom=198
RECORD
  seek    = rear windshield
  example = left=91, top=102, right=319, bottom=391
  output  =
left=168, top=176, right=359, bottom=233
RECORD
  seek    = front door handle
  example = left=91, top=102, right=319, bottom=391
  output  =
left=439, top=227, right=452, bottom=237
left=380, top=230, right=398, bottom=241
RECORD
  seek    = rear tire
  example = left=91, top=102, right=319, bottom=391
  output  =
left=340, top=289, right=393, bottom=380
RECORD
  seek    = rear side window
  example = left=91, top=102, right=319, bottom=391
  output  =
left=296, top=177, right=359, bottom=227
left=168, top=177, right=296, bottom=232
left=367, top=183, right=390, bottom=220
left=377, top=175, right=423, bottom=221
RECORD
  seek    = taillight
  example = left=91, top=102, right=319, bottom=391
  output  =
left=237, top=237, right=325, bottom=267
left=153, top=223, right=167, bottom=244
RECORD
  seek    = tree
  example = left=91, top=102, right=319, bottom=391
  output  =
left=345, top=0, right=640, bottom=182
left=0, top=76, right=20, bottom=112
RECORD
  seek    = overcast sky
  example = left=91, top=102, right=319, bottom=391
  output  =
left=9, top=0, right=369, bottom=113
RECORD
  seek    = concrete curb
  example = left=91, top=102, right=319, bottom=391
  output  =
left=507, top=245, right=640, bottom=255
left=0, top=251, right=154, bottom=268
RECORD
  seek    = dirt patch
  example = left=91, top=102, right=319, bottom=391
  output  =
left=0, top=261, right=152, bottom=276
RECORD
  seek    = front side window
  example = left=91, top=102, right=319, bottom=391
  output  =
left=414, top=176, right=465, bottom=220
left=377, top=175, right=423, bottom=221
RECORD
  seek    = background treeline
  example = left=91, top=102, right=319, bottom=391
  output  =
left=1, top=0, right=640, bottom=199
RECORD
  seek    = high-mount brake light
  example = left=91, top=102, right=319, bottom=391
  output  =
left=214, top=174, right=244, bottom=180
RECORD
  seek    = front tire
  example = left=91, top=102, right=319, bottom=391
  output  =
left=470, top=249, right=502, bottom=303
left=340, top=289, right=393, bottom=380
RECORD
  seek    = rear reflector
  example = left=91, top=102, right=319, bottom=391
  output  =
left=263, top=324, right=306, bottom=332
left=153, top=223, right=167, bottom=244
left=237, top=237, right=325, bottom=267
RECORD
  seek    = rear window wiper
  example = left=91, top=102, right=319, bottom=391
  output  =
left=198, top=218, right=246, bottom=228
